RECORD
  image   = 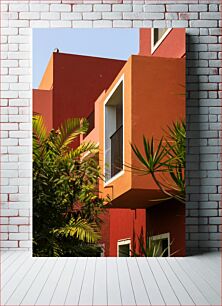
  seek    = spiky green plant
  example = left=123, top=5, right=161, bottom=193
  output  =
left=131, top=120, right=185, bottom=204
left=33, top=115, right=107, bottom=257
left=131, top=235, right=170, bottom=257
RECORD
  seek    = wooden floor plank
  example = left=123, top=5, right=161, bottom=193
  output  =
left=106, top=258, right=122, bottom=306
left=50, top=257, right=77, bottom=305
left=78, top=257, right=96, bottom=305
left=176, top=257, right=221, bottom=305
left=136, top=258, right=165, bottom=305
left=157, top=258, right=195, bottom=305
left=117, top=257, right=136, bottom=306
left=21, top=258, right=57, bottom=305
left=186, top=256, right=220, bottom=294
left=167, top=258, right=210, bottom=305
left=35, top=258, right=67, bottom=306
left=93, top=258, right=107, bottom=306
left=1, top=253, right=30, bottom=290
left=1, top=257, right=36, bottom=305
left=64, top=257, right=87, bottom=306
left=127, top=257, right=150, bottom=305
left=2, top=251, right=23, bottom=274
left=5, top=258, right=46, bottom=305
left=147, top=258, right=179, bottom=305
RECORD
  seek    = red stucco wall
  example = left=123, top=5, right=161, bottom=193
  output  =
left=53, top=53, right=126, bottom=129
left=109, top=208, right=146, bottom=256
left=147, top=201, right=185, bottom=256
left=33, top=89, right=53, bottom=132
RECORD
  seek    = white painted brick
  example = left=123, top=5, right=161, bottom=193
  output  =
left=94, top=4, right=111, bottom=11
left=8, top=52, right=30, bottom=60
left=61, top=12, right=82, bottom=20
left=166, top=4, right=188, bottom=12
left=1, top=60, right=18, bottom=68
left=9, top=3, right=28, bottom=12
left=41, top=12, right=60, bottom=20
left=200, top=12, right=221, bottom=20
left=8, top=35, right=28, bottom=44
left=93, top=20, right=112, bottom=28
left=153, top=20, right=172, bottom=28
left=9, top=115, right=29, bottom=123
left=19, top=226, right=30, bottom=233
left=1, top=241, right=18, bottom=248
left=19, top=241, right=31, bottom=248
left=72, top=20, right=93, bottom=27
left=172, top=20, right=188, bottom=28
left=0, top=99, right=8, bottom=107
left=1, top=4, right=8, bottom=11
left=1, top=139, right=18, bottom=146
left=0, top=218, right=9, bottom=225
left=1, top=208, right=18, bottom=216
left=1, top=28, right=18, bottom=36
left=189, top=4, right=207, bottom=11
left=2, top=12, right=19, bottom=20
left=19, top=210, right=29, bottom=217
left=1, top=170, right=18, bottom=178
left=2, top=75, right=18, bottom=83
left=19, top=12, right=40, bottom=21
left=50, top=4, right=71, bottom=12
left=30, top=20, right=50, bottom=28
left=1, top=36, right=7, bottom=44
left=113, top=20, right=132, bottom=27
left=1, top=233, right=9, bottom=240
left=9, top=217, right=29, bottom=225
left=9, top=99, right=29, bottom=107
left=1, top=91, right=19, bottom=99
left=0, top=131, right=9, bottom=138
left=9, top=233, right=29, bottom=240
left=9, top=68, right=31, bottom=75
left=123, top=12, right=164, bottom=19
left=73, top=4, right=93, bottom=12
left=132, top=20, right=143, bottom=27
left=19, top=28, right=31, bottom=36
left=143, top=5, right=165, bottom=12
left=190, top=20, right=218, bottom=28
left=112, top=4, right=132, bottom=11
left=8, top=146, right=31, bottom=155
left=165, top=12, right=178, bottom=20
left=29, top=4, right=49, bottom=12
left=9, top=44, right=19, bottom=51
left=50, top=20, right=71, bottom=27
left=83, top=12, right=102, bottom=20
left=102, top=12, right=122, bottom=19
left=133, top=5, right=143, bottom=12
left=9, top=20, right=29, bottom=28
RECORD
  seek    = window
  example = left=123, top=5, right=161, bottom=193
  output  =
left=104, top=78, right=124, bottom=183
left=117, top=239, right=131, bottom=257
left=151, top=28, right=172, bottom=54
left=150, top=233, right=170, bottom=257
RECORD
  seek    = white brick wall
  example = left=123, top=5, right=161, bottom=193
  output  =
left=0, top=0, right=221, bottom=255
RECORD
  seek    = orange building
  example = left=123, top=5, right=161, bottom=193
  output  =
left=33, top=28, right=186, bottom=257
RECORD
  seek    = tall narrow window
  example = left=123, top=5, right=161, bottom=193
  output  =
left=117, top=239, right=131, bottom=257
left=105, top=80, right=123, bottom=182
left=151, top=28, right=171, bottom=53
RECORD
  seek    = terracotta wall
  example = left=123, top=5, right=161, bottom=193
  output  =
left=139, top=28, right=186, bottom=58
left=33, top=89, right=53, bottom=132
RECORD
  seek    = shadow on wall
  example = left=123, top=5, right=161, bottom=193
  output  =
left=186, top=33, right=211, bottom=255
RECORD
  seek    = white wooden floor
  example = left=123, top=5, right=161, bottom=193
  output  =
left=1, top=251, right=221, bottom=306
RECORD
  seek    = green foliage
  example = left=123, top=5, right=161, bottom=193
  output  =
left=131, top=235, right=169, bottom=257
left=131, top=120, right=186, bottom=204
left=33, top=115, right=107, bottom=257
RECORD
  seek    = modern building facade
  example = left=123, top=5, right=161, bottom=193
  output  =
left=33, top=28, right=186, bottom=256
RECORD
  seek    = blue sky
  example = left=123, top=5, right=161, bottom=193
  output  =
left=33, top=29, right=139, bottom=88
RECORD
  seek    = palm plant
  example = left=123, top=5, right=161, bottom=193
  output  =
left=131, top=120, right=186, bottom=204
left=33, top=115, right=107, bottom=256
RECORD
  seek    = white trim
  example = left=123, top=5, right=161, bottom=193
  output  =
left=151, top=28, right=172, bottom=54
left=150, top=232, right=171, bottom=256
left=117, top=238, right=131, bottom=257
left=103, top=75, right=125, bottom=186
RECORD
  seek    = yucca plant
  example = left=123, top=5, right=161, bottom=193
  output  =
left=33, top=115, right=107, bottom=257
left=131, top=235, right=169, bottom=257
left=131, top=120, right=186, bottom=204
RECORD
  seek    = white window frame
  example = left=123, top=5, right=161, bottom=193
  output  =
left=117, top=238, right=131, bottom=257
left=151, top=28, right=172, bottom=54
left=104, top=75, right=125, bottom=186
left=150, top=232, right=171, bottom=256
